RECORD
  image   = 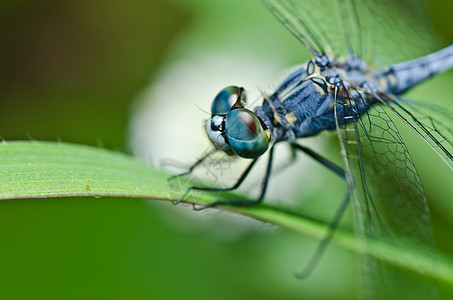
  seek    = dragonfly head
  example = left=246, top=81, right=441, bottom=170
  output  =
left=205, top=86, right=271, bottom=159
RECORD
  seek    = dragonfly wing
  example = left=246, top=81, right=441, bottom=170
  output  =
left=377, top=94, right=453, bottom=170
left=262, top=0, right=347, bottom=57
left=343, top=0, right=434, bottom=66
left=334, top=87, right=437, bottom=299
left=263, top=0, right=433, bottom=66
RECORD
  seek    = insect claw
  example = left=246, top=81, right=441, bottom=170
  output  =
left=192, top=204, right=202, bottom=210
left=293, top=270, right=310, bottom=280
left=172, top=187, right=192, bottom=206
left=192, top=202, right=214, bottom=211
left=171, top=198, right=182, bottom=205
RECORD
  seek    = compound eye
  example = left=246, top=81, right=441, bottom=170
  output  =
left=225, top=108, right=270, bottom=159
left=211, top=86, right=246, bottom=115
left=205, top=117, right=232, bottom=154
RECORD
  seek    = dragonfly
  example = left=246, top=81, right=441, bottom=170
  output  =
left=170, top=0, right=453, bottom=298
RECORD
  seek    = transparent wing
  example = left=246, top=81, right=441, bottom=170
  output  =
left=378, top=95, right=453, bottom=170
left=350, top=0, right=434, bottom=66
left=262, top=0, right=341, bottom=56
left=334, top=87, right=436, bottom=299
left=263, top=0, right=434, bottom=66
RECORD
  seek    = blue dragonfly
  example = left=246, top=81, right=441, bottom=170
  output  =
left=171, top=0, right=453, bottom=298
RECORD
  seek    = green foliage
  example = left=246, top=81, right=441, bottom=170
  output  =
left=2, top=140, right=453, bottom=287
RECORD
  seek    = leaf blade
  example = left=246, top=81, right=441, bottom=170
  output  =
left=2, top=140, right=453, bottom=286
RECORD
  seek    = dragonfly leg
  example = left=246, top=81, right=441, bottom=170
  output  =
left=167, top=148, right=217, bottom=182
left=271, top=144, right=297, bottom=175
left=192, top=144, right=276, bottom=211
left=294, top=191, right=350, bottom=279
left=291, top=142, right=348, bottom=278
left=291, top=143, right=345, bottom=179
left=175, top=157, right=259, bottom=205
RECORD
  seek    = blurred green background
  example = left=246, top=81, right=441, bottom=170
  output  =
left=0, top=0, right=452, bottom=299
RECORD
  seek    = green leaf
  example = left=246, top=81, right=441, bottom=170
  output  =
left=1, top=140, right=453, bottom=285
left=1, top=141, right=170, bottom=200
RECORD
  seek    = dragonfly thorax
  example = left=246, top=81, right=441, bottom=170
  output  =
left=253, top=58, right=377, bottom=143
